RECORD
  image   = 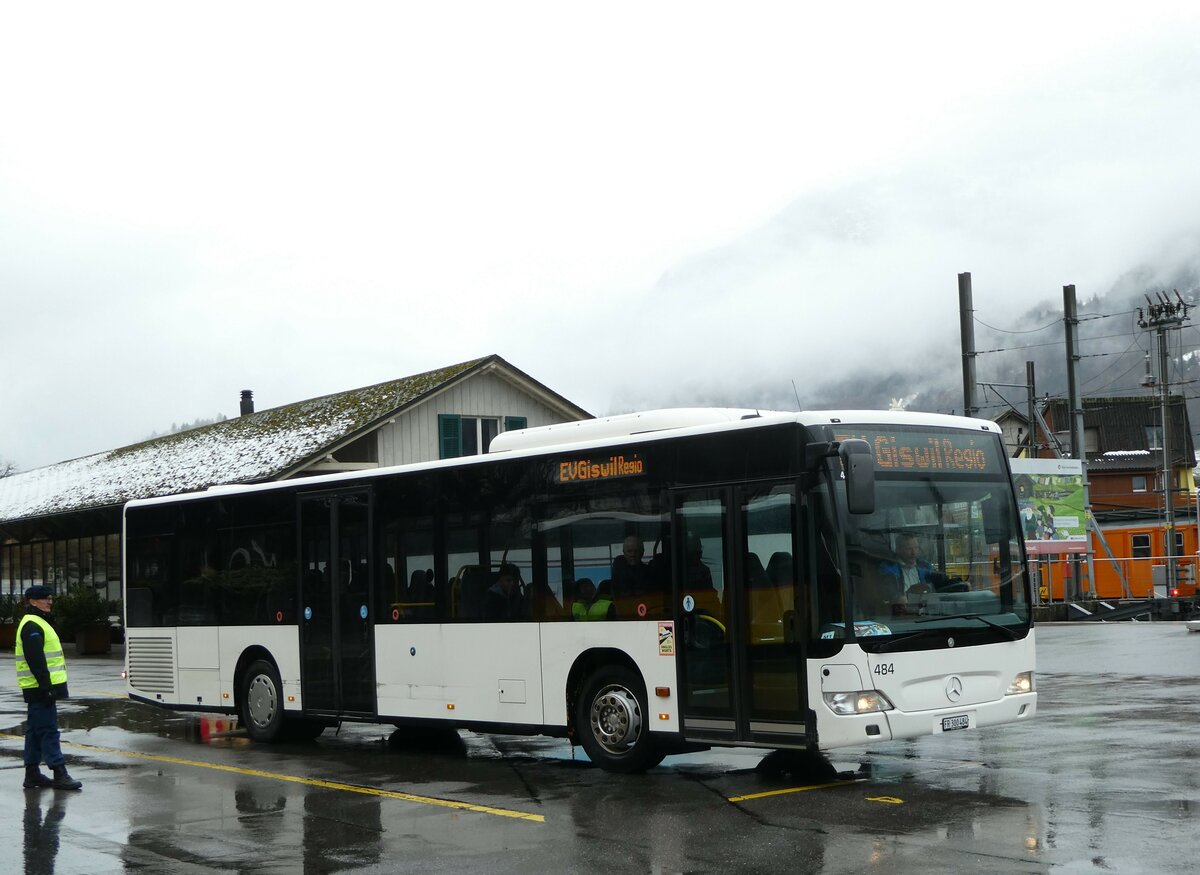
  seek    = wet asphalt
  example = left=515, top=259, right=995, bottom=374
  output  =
left=2, top=623, right=1199, bottom=874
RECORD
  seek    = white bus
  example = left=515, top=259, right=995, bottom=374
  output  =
left=123, top=408, right=1036, bottom=772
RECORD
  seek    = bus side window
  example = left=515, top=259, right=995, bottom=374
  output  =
left=127, top=587, right=154, bottom=627
left=456, top=566, right=491, bottom=620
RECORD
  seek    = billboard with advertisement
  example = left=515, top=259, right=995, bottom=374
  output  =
left=1010, top=458, right=1088, bottom=554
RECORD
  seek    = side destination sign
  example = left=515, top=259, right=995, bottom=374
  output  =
left=557, top=454, right=645, bottom=483
left=832, top=429, right=1004, bottom=476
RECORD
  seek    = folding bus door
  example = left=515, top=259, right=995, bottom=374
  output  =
left=298, top=490, right=376, bottom=718
left=673, top=482, right=809, bottom=747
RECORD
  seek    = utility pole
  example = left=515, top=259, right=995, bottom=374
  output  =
left=1025, top=362, right=1036, bottom=457
left=959, top=273, right=979, bottom=417
left=1137, top=292, right=1190, bottom=596
left=1063, top=285, right=1095, bottom=599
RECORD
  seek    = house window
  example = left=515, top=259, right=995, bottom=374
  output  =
left=460, top=417, right=497, bottom=455
left=1131, top=533, right=1151, bottom=559
left=439, top=415, right=528, bottom=459
left=1132, top=475, right=1148, bottom=493
left=1146, top=426, right=1163, bottom=450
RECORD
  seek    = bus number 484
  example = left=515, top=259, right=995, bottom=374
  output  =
left=873, top=663, right=895, bottom=676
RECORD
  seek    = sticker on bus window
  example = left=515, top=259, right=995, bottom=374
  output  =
left=658, top=621, right=675, bottom=656
left=682, top=595, right=695, bottom=613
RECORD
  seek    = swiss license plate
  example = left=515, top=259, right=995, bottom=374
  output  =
left=941, top=714, right=970, bottom=732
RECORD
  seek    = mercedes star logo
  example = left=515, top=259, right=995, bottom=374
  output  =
left=945, top=676, right=964, bottom=703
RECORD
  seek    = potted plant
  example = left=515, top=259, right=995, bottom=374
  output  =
left=0, top=594, right=20, bottom=650
left=53, top=584, right=113, bottom=655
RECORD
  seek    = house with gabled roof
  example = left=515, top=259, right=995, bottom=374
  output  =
left=0, top=355, right=590, bottom=600
left=1031, top=394, right=1198, bottom=599
left=1039, top=395, right=1194, bottom=517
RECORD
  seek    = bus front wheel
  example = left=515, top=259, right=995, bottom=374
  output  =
left=241, top=659, right=285, bottom=743
left=575, top=666, right=663, bottom=773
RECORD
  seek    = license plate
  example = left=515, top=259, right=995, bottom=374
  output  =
left=941, top=714, right=970, bottom=732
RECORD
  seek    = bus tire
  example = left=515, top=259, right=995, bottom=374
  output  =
left=575, top=666, right=662, bottom=773
left=241, top=659, right=285, bottom=743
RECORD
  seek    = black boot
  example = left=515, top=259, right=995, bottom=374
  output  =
left=23, top=765, right=53, bottom=789
left=50, top=765, right=81, bottom=791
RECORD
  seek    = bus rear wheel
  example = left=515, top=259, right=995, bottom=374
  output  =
left=241, top=659, right=286, bottom=743
left=575, top=666, right=663, bottom=773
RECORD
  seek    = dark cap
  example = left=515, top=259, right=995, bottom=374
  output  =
left=24, top=585, right=53, bottom=601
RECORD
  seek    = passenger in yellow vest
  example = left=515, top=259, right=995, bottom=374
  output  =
left=15, top=586, right=82, bottom=791
left=571, top=578, right=615, bottom=621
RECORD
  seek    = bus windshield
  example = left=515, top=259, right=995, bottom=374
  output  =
left=841, top=472, right=1030, bottom=648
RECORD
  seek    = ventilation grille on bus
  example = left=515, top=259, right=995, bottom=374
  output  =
left=127, top=637, right=175, bottom=695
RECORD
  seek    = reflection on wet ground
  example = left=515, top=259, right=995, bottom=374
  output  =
left=1, top=625, right=1199, bottom=873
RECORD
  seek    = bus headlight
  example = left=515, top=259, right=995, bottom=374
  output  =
left=1006, top=671, right=1034, bottom=695
left=823, top=690, right=895, bottom=715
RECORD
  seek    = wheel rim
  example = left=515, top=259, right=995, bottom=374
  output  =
left=246, top=673, right=278, bottom=730
left=589, top=683, right=643, bottom=755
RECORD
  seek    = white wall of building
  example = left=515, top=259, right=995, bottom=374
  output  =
left=377, top=371, right=574, bottom=466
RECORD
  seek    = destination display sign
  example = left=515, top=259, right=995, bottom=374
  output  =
left=832, top=428, right=1005, bottom=476
left=555, top=453, right=645, bottom=484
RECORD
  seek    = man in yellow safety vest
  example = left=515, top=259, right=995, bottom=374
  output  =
left=15, top=586, right=82, bottom=791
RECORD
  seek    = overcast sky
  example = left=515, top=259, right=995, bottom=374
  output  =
left=5, top=3, right=1200, bottom=471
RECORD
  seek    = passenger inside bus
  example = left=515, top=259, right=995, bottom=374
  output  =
left=766, top=551, right=793, bottom=587
left=526, top=577, right=566, bottom=619
left=611, top=535, right=653, bottom=598
left=482, top=563, right=523, bottom=621
left=572, top=577, right=616, bottom=620
left=686, top=534, right=714, bottom=589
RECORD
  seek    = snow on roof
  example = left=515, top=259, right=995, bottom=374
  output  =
left=0, top=358, right=484, bottom=523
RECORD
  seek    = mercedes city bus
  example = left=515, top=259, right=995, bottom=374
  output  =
left=123, top=408, right=1036, bottom=772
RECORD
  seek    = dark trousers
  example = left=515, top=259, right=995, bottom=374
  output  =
left=24, top=698, right=65, bottom=769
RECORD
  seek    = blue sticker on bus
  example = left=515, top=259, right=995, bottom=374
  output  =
left=304, top=606, right=312, bottom=620
left=360, top=604, right=368, bottom=620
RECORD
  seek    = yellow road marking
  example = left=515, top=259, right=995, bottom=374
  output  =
left=866, top=795, right=904, bottom=804
left=727, top=778, right=866, bottom=803
left=0, top=732, right=544, bottom=822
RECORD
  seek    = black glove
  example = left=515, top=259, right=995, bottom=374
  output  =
left=35, top=688, right=55, bottom=703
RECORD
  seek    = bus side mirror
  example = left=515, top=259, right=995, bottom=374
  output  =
left=839, top=439, right=875, bottom=515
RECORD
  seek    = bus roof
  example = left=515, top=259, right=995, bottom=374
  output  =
left=487, top=408, right=791, bottom=453
left=491, top=407, right=1001, bottom=453
left=122, top=408, right=1001, bottom=511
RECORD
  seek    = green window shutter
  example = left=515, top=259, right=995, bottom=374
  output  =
left=504, top=416, right=527, bottom=432
left=439, top=414, right=462, bottom=459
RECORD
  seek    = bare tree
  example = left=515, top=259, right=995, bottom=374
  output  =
left=0, top=457, right=15, bottom=478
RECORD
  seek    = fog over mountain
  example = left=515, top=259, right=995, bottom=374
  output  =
left=6, top=6, right=1200, bottom=471
left=610, top=202, right=1200, bottom=426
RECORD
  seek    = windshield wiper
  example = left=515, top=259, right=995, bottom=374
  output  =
left=870, top=629, right=947, bottom=652
left=915, top=613, right=1020, bottom=640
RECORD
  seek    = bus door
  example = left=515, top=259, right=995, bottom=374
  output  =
left=673, top=483, right=809, bottom=747
left=298, top=490, right=376, bottom=718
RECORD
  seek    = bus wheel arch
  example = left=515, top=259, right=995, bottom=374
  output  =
left=236, top=649, right=286, bottom=743
left=568, top=650, right=663, bottom=773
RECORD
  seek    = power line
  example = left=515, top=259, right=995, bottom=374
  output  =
left=973, top=315, right=1060, bottom=334
left=1077, top=308, right=1138, bottom=322
left=976, top=339, right=1064, bottom=355
left=1081, top=337, right=1147, bottom=392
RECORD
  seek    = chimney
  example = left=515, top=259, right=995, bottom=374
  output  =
left=240, top=390, right=255, bottom=416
